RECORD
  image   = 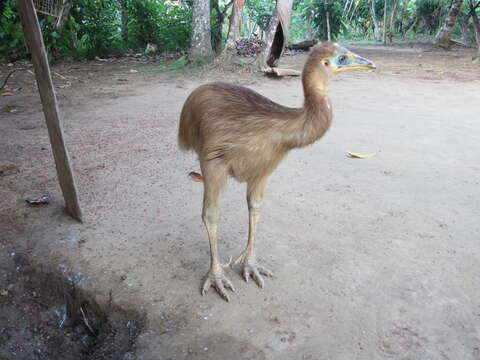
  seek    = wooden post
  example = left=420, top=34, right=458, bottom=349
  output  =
left=17, top=0, right=83, bottom=222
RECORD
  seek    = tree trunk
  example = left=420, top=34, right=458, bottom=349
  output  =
left=120, top=0, right=128, bottom=44
left=56, top=0, right=72, bottom=31
left=398, top=0, right=411, bottom=36
left=370, top=0, right=381, bottom=40
left=458, top=12, right=473, bottom=45
left=255, top=0, right=293, bottom=69
left=256, top=10, right=281, bottom=68
left=388, top=0, right=399, bottom=43
left=348, top=0, right=360, bottom=22
left=221, top=0, right=245, bottom=59
left=470, top=2, right=480, bottom=58
left=190, top=0, right=214, bottom=60
left=326, top=1, right=331, bottom=42
left=383, top=0, right=387, bottom=44
left=402, top=15, right=417, bottom=39
left=435, top=0, right=464, bottom=49
left=326, top=11, right=331, bottom=40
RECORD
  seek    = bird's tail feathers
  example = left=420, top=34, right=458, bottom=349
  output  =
left=188, top=172, right=203, bottom=182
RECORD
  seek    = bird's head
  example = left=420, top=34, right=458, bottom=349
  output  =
left=307, top=42, right=376, bottom=77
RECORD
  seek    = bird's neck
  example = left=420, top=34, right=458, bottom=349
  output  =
left=289, top=67, right=332, bottom=148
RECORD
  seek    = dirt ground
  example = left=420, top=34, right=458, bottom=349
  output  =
left=1, top=43, right=480, bottom=359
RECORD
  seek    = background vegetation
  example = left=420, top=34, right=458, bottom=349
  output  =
left=1, top=0, right=479, bottom=61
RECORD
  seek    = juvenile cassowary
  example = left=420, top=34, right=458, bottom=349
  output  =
left=178, top=42, right=376, bottom=301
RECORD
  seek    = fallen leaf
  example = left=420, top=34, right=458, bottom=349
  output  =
left=128, top=69, right=138, bottom=73
left=1, top=92, right=15, bottom=96
left=347, top=152, right=377, bottom=159
left=117, top=78, right=128, bottom=82
left=0, top=162, right=18, bottom=176
left=2, top=105, right=17, bottom=113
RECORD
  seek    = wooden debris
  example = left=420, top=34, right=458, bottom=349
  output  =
left=449, top=38, right=469, bottom=47
left=263, top=67, right=302, bottom=77
left=287, top=40, right=317, bottom=51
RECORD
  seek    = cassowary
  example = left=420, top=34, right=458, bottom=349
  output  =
left=178, top=42, right=376, bottom=301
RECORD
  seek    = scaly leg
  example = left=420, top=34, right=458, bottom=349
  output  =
left=200, top=165, right=235, bottom=302
left=235, top=178, right=273, bottom=288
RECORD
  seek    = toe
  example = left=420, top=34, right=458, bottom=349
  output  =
left=258, top=266, right=273, bottom=277
left=201, top=278, right=211, bottom=296
left=243, top=267, right=251, bottom=282
left=214, top=279, right=230, bottom=302
left=223, top=277, right=236, bottom=292
left=251, top=268, right=265, bottom=289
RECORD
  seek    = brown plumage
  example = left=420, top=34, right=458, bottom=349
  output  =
left=178, top=42, right=375, bottom=301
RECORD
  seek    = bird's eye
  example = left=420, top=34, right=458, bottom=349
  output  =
left=338, top=55, right=347, bottom=64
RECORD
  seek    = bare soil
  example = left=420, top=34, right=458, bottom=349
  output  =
left=1, top=43, right=480, bottom=359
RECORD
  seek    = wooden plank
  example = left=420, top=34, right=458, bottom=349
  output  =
left=263, top=67, right=301, bottom=77
left=17, top=0, right=83, bottom=222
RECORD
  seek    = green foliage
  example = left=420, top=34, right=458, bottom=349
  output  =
left=128, top=0, right=191, bottom=52
left=245, top=0, right=275, bottom=32
left=0, top=0, right=474, bottom=61
left=299, top=0, right=344, bottom=40
left=70, top=0, right=124, bottom=57
left=0, top=0, right=190, bottom=60
left=0, top=1, right=27, bottom=59
left=415, top=0, right=444, bottom=34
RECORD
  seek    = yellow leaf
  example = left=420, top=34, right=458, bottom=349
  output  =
left=347, top=152, right=377, bottom=159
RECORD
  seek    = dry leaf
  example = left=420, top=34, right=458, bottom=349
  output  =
left=1, top=92, right=15, bottom=96
left=347, top=152, right=377, bottom=159
left=117, top=78, right=128, bottom=82
left=128, top=69, right=138, bottom=73
left=0, top=162, right=19, bottom=177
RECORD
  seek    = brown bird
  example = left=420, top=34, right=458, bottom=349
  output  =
left=178, top=42, right=375, bottom=301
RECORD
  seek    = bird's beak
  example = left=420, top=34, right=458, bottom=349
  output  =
left=335, top=53, right=376, bottom=73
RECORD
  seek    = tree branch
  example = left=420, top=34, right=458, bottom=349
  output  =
left=468, top=0, right=480, bottom=15
left=212, top=0, right=233, bottom=18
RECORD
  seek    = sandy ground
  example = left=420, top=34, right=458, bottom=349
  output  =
left=1, top=44, right=480, bottom=359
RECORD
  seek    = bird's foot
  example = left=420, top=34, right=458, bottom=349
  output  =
left=201, top=265, right=235, bottom=302
left=234, top=251, right=273, bottom=289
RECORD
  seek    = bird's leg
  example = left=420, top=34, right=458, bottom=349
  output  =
left=235, top=180, right=273, bottom=288
left=200, top=170, right=235, bottom=302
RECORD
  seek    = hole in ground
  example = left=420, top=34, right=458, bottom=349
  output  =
left=0, top=253, right=145, bottom=360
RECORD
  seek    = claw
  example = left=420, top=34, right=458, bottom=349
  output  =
left=251, top=268, right=264, bottom=288
left=223, top=277, right=236, bottom=292
left=243, top=267, right=251, bottom=282
left=201, top=269, right=235, bottom=302
left=201, top=278, right=211, bottom=296
left=214, top=279, right=230, bottom=302
left=236, top=259, right=273, bottom=288
left=258, top=266, right=273, bottom=278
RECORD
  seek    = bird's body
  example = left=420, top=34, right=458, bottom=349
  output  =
left=179, top=81, right=331, bottom=184
left=178, top=42, right=375, bottom=301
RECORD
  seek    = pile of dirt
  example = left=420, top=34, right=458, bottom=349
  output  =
left=0, top=253, right=145, bottom=360
left=236, top=38, right=265, bottom=57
